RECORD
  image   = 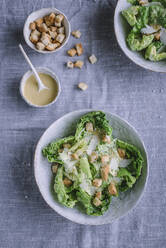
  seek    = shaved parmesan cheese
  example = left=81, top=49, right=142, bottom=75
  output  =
left=59, top=151, right=77, bottom=173
left=160, top=28, right=166, bottom=45
left=80, top=179, right=97, bottom=195
left=109, top=158, right=119, bottom=176
left=119, top=159, right=132, bottom=168
left=87, top=134, right=100, bottom=155
left=141, top=25, right=159, bottom=34
left=111, top=177, right=121, bottom=184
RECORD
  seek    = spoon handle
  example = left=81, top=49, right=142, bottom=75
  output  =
left=19, top=44, right=47, bottom=91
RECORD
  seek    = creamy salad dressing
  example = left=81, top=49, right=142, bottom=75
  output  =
left=23, top=73, right=58, bottom=106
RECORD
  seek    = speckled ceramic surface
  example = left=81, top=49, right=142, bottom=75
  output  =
left=34, top=110, right=148, bottom=225
left=114, top=0, right=166, bottom=72
left=23, top=8, right=70, bottom=54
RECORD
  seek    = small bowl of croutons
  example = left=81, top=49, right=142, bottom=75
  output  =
left=23, top=8, right=70, bottom=53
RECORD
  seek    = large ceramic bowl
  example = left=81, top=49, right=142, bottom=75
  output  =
left=34, top=110, right=148, bottom=225
left=114, top=0, right=166, bottom=72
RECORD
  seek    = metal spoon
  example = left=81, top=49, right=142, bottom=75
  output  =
left=19, top=44, right=48, bottom=92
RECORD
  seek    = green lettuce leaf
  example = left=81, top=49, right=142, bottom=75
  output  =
left=117, top=168, right=136, bottom=192
left=54, top=167, right=77, bottom=208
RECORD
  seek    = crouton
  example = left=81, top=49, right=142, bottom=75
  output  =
left=48, top=30, right=57, bottom=39
left=57, top=27, right=65, bottom=34
left=78, top=82, right=88, bottom=91
left=101, top=165, right=109, bottom=181
left=48, top=12, right=56, bottom=24
left=67, top=61, right=74, bottom=69
left=50, top=26, right=57, bottom=32
left=92, top=178, right=102, bottom=187
left=71, top=153, right=79, bottom=160
left=95, top=191, right=101, bottom=199
left=54, top=21, right=62, bottom=27
left=89, top=54, right=97, bottom=64
left=36, top=42, right=45, bottom=51
left=117, top=148, right=126, bottom=159
left=63, top=177, right=72, bottom=187
left=101, top=155, right=110, bottom=164
left=45, top=43, right=58, bottom=51
left=67, top=48, right=77, bottom=57
left=63, top=143, right=71, bottom=149
left=35, top=18, right=43, bottom=27
left=85, top=122, right=93, bottom=132
left=89, top=151, right=98, bottom=163
left=40, top=32, right=51, bottom=46
left=74, top=60, right=84, bottom=69
left=75, top=43, right=83, bottom=56
left=102, top=135, right=111, bottom=144
left=93, top=197, right=102, bottom=207
left=56, top=34, right=65, bottom=43
left=44, top=15, right=52, bottom=27
left=72, top=30, right=81, bottom=38
left=52, top=163, right=59, bottom=174
left=108, top=182, right=117, bottom=196
left=30, top=29, right=41, bottom=43
left=29, top=22, right=36, bottom=30
left=55, top=14, right=64, bottom=23
left=38, top=23, right=48, bottom=32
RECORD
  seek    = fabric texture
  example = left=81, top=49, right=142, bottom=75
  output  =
left=0, top=0, right=166, bottom=247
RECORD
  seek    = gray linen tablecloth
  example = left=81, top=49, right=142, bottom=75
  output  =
left=0, top=0, right=166, bottom=247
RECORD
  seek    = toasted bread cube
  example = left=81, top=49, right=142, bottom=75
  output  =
left=48, top=30, right=57, bottom=39
left=89, top=151, right=98, bottom=163
left=36, top=42, right=45, bottom=50
left=54, top=21, right=62, bottom=27
left=56, top=34, right=65, bottom=43
left=63, top=177, right=72, bottom=187
left=101, top=154, right=110, bottom=164
left=93, top=197, right=102, bottom=207
left=74, top=60, right=84, bottom=69
left=67, top=48, right=77, bottom=57
left=89, top=54, right=97, bottom=64
left=71, top=153, right=79, bottom=160
left=50, top=26, right=57, bottom=32
left=57, top=27, right=65, bottom=34
left=117, top=148, right=126, bottom=159
left=102, top=135, right=111, bottom=144
left=108, top=182, right=117, bottom=196
left=55, top=14, right=64, bottom=23
left=30, top=29, right=41, bottom=43
left=72, top=30, right=81, bottom=38
left=44, top=15, right=52, bottom=26
left=155, top=32, right=160, bottom=40
left=67, top=61, right=74, bottom=69
left=45, top=43, right=58, bottom=51
left=52, top=163, right=59, bottom=174
left=95, top=191, right=101, bottom=199
left=38, top=23, right=48, bottom=32
left=101, top=165, right=109, bottom=181
left=40, top=32, right=51, bottom=46
left=52, top=41, right=61, bottom=47
left=78, top=82, right=88, bottom=91
left=85, top=122, right=93, bottom=132
left=48, top=12, right=56, bottom=24
left=29, top=22, right=36, bottom=30
left=75, top=43, right=83, bottom=56
left=92, top=178, right=102, bottom=187
left=35, top=18, right=43, bottom=27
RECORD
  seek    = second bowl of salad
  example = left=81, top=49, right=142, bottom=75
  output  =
left=34, top=110, right=148, bottom=225
left=114, top=0, right=166, bottom=72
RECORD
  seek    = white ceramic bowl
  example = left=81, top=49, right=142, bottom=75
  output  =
left=34, top=109, right=148, bottom=225
left=23, top=8, right=70, bottom=54
left=20, top=67, right=61, bottom=108
left=114, top=0, right=166, bottom=72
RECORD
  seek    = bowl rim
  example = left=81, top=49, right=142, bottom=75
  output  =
left=114, top=0, right=166, bottom=73
left=23, top=7, right=71, bottom=54
left=20, top=66, right=61, bottom=108
left=34, top=109, right=149, bottom=225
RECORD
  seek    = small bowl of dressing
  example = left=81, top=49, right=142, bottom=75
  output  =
left=20, top=67, right=61, bottom=108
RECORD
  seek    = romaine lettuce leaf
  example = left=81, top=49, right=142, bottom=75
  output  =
left=117, top=168, right=136, bottom=192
